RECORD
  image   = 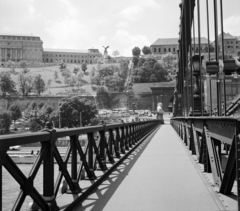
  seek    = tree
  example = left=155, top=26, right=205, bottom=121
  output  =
left=54, top=71, right=58, bottom=80
left=0, top=72, right=16, bottom=97
left=73, top=67, right=79, bottom=75
left=142, top=46, right=151, bottom=55
left=33, top=74, right=46, bottom=95
left=47, top=79, right=52, bottom=93
left=237, top=50, right=240, bottom=57
left=18, top=71, right=33, bottom=96
left=149, top=74, right=158, bottom=82
left=8, top=103, right=22, bottom=125
left=0, top=109, right=12, bottom=133
left=57, top=96, right=97, bottom=128
left=112, top=50, right=120, bottom=57
left=81, top=62, right=87, bottom=73
left=132, top=56, right=139, bottom=68
left=132, top=47, right=141, bottom=57
left=19, top=60, right=27, bottom=69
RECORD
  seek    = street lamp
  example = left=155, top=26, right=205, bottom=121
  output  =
left=190, top=55, right=208, bottom=116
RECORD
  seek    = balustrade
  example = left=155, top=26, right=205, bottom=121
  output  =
left=0, top=119, right=160, bottom=211
left=171, top=117, right=240, bottom=211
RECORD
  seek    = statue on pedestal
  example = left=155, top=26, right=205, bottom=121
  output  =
left=102, top=46, right=109, bottom=64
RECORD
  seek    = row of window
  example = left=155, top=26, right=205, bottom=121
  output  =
left=43, top=58, right=93, bottom=64
left=153, top=48, right=176, bottom=53
left=226, top=41, right=239, bottom=44
left=227, top=46, right=239, bottom=48
left=43, top=54, right=95, bottom=58
left=0, top=36, right=40, bottom=41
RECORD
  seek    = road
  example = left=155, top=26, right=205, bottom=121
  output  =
left=8, top=147, right=68, bottom=155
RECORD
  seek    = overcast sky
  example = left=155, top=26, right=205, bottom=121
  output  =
left=0, top=0, right=239, bottom=56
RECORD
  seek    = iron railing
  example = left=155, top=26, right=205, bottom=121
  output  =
left=0, top=120, right=161, bottom=211
left=171, top=117, right=240, bottom=211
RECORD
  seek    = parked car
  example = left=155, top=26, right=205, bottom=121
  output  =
left=9, top=145, right=21, bottom=151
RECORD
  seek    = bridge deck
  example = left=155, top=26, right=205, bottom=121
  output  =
left=60, top=124, right=229, bottom=211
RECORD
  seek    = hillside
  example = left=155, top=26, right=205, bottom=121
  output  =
left=0, top=63, right=119, bottom=96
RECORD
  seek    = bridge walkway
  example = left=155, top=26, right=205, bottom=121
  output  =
left=60, top=124, right=228, bottom=211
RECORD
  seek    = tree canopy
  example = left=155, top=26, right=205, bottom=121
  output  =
left=58, top=96, right=97, bottom=127
left=81, top=62, right=87, bottom=73
left=0, top=71, right=16, bottom=97
left=132, top=47, right=141, bottom=57
left=112, top=50, right=120, bottom=57
left=33, top=74, right=46, bottom=95
left=0, top=109, right=12, bottom=133
left=142, top=46, right=151, bottom=55
left=8, top=103, right=22, bottom=123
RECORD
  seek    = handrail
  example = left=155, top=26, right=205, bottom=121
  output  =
left=171, top=117, right=240, bottom=211
left=0, top=119, right=161, bottom=211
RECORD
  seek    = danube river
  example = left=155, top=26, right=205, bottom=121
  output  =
left=3, top=164, right=63, bottom=211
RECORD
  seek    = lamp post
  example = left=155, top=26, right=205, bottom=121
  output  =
left=177, top=92, right=182, bottom=116
left=189, top=55, right=208, bottom=116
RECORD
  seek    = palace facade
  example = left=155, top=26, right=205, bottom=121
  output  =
left=150, top=37, right=209, bottom=54
left=0, top=34, right=43, bottom=62
left=0, top=34, right=101, bottom=64
left=43, top=48, right=100, bottom=64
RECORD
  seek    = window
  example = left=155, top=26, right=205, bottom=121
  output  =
left=168, top=48, right=171, bottom=52
left=17, top=37, right=20, bottom=40
left=2, top=36, right=5, bottom=39
left=23, top=37, right=25, bottom=40
left=46, top=58, right=48, bottom=62
left=154, top=48, right=156, bottom=53
left=231, top=41, right=233, bottom=44
left=158, top=48, right=161, bottom=52
left=63, top=59, right=65, bottom=62
left=12, top=37, right=16, bottom=40
left=59, top=55, right=61, bottom=57
left=164, top=48, right=166, bottom=52
left=227, top=41, right=229, bottom=44
left=173, top=48, right=175, bottom=52
left=228, top=46, right=230, bottom=48
left=236, top=46, right=238, bottom=48
left=51, top=59, right=53, bottom=62
left=27, top=37, right=30, bottom=40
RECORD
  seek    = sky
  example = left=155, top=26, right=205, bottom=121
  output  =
left=0, top=0, right=240, bottom=56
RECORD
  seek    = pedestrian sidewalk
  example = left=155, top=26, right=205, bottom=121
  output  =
left=70, top=124, right=225, bottom=211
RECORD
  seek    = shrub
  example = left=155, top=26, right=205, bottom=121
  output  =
left=0, top=109, right=12, bottom=133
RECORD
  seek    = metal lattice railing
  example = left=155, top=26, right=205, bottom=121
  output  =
left=171, top=117, right=240, bottom=211
left=0, top=120, right=161, bottom=211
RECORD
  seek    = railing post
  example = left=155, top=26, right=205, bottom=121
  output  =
left=235, top=122, right=240, bottom=211
left=108, top=129, right=115, bottom=163
left=115, top=127, right=121, bottom=158
left=120, top=121, right=126, bottom=154
left=87, top=132, right=97, bottom=180
left=42, top=122, right=59, bottom=211
left=0, top=151, right=5, bottom=211
left=70, top=135, right=81, bottom=193
left=99, top=124, right=108, bottom=170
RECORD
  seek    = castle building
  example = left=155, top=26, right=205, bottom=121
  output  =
left=0, top=34, right=101, bottom=64
left=218, top=33, right=240, bottom=55
left=0, top=34, right=43, bottom=62
left=150, top=37, right=209, bottom=54
left=42, top=48, right=100, bottom=64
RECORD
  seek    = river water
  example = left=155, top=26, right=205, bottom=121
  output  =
left=3, top=164, right=65, bottom=211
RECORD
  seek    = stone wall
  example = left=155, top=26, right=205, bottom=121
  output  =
left=0, top=96, right=95, bottom=110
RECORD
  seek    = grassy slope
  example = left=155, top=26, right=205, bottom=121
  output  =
left=0, top=63, right=119, bottom=96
